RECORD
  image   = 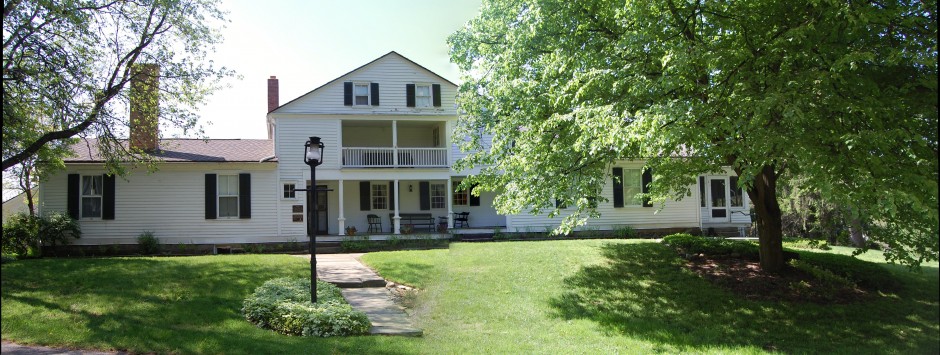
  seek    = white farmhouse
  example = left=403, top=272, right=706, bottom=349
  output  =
left=36, top=52, right=750, bottom=250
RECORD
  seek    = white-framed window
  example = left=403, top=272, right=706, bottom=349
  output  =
left=415, top=84, right=432, bottom=107
left=431, top=183, right=446, bottom=209
left=371, top=183, right=388, bottom=210
left=623, top=169, right=642, bottom=206
left=283, top=183, right=296, bottom=199
left=218, top=175, right=239, bottom=218
left=81, top=175, right=103, bottom=218
left=353, top=83, right=370, bottom=106
left=453, top=182, right=468, bottom=206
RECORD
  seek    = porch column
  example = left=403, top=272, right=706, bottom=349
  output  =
left=446, top=178, right=454, bottom=228
left=392, top=120, right=398, bottom=167
left=337, top=180, right=346, bottom=236
left=393, top=179, right=401, bottom=234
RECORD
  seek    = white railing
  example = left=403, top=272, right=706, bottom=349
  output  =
left=342, top=147, right=448, bottom=168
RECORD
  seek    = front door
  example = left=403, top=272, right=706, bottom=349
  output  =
left=316, top=185, right=328, bottom=234
left=709, top=177, right=730, bottom=222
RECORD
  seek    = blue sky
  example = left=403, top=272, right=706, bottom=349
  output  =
left=197, top=0, right=482, bottom=139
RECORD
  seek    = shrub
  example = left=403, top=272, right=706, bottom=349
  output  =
left=2, top=212, right=81, bottom=256
left=137, top=231, right=161, bottom=255
left=797, top=251, right=901, bottom=292
left=613, top=225, right=638, bottom=239
left=242, top=277, right=370, bottom=337
left=662, top=233, right=760, bottom=260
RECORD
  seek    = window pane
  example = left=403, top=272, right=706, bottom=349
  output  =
left=219, top=196, right=238, bottom=217
left=730, top=176, right=743, bottom=207
left=624, top=169, right=642, bottom=205
left=416, top=85, right=430, bottom=96
left=219, top=175, right=238, bottom=196
left=82, top=176, right=102, bottom=196
left=431, top=183, right=445, bottom=209
left=283, top=183, right=295, bottom=198
left=372, top=184, right=388, bottom=210
left=82, top=197, right=102, bottom=218
left=354, top=84, right=368, bottom=95
left=711, top=179, right=726, bottom=207
left=416, top=97, right=431, bottom=107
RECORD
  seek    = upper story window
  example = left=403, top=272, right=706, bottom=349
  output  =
left=218, top=175, right=240, bottom=218
left=81, top=175, right=103, bottom=218
left=407, top=83, right=441, bottom=108
left=415, top=84, right=432, bottom=107
left=354, top=83, right=369, bottom=105
left=344, top=82, right=379, bottom=106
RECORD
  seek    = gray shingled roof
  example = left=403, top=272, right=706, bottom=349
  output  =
left=65, top=139, right=277, bottom=163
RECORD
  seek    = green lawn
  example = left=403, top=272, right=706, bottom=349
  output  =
left=361, top=239, right=939, bottom=354
left=2, top=240, right=937, bottom=354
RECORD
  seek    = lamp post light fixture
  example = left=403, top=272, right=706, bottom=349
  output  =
left=303, top=136, right=324, bottom=303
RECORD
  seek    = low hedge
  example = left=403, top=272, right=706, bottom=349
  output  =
left=242, top=277, right=371, bottom=337
left=661, top=233, right=760, bottom=260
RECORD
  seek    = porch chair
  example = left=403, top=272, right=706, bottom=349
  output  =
left=367, top=214, right=382, bottom=233
left=454, top=212, right=470, bottom=228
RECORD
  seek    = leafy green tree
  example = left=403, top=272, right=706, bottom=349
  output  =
left=2, top=0, right=233, bottom=174
left=449, top=0, right=937, bottom=271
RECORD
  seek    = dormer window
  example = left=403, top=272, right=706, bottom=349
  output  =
left=354, top=83, right=369, bottom=105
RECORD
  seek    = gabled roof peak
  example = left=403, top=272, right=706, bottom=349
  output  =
left=270, top=51, right=457, bottom=114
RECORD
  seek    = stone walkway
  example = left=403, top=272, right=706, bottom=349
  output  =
left=303, top=253, right=423, bottom=336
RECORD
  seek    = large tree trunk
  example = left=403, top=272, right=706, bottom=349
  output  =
left=747, top=165, right=786, bottom=273
left=848, top=217, right=868, bottom=248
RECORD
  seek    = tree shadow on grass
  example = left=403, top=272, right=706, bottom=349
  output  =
left=548, top=242, right=939, bottom=353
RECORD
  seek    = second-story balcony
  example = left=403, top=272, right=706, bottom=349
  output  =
left=342, top=147, right=448, bottom=168
left=342, top=119, right=449, bottom=168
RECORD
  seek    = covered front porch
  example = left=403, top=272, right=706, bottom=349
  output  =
left=288, top=177, right=506, bottom=236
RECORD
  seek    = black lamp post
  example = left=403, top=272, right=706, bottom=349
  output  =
left=303, top=136, right=324, bottom=303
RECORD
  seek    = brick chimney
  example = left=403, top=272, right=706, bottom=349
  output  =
left=267, top=76, right=278, bottom=139
left=129, top=63, right=160, bottom=151
left=267, top=76, right=279, bottom=113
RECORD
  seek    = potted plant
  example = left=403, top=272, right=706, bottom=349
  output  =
left=345, top=226, right=357, bottom=236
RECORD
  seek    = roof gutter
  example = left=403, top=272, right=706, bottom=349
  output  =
left=259, top=155, right=277, bottom=163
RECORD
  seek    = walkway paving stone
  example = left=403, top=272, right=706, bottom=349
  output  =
left=302, top=253, right=423, bottom=336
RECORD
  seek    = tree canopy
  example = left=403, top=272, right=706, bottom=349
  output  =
left=449, top=0, right=937, bottom=270
left=2, top=0, right=233, bottom=174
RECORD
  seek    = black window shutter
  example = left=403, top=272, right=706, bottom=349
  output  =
left=469, top=184, right=481, bottom=206
left=612, top=168, right=624, bottom=208
left=343, top=82, right=353, bottom=106
left=406, top=84, right=416, bottom=107
left=699, top=176, right=706, bottom=207
left=370, top=83, right=380, bottom=106
left=432, top=84, right=442, bottom=107
left=205, top=174, right=217, bottom=219
left=555, top=199, right=565, bottom=209
left=103, top=175, right=115, bottom=220
left=359, top=181, right=371, bottom=211
left=239, top=173, right=251, bottom=219
left=419, top=181, right=430, bottom=210
left=642, top=168, right=653, bottom=207
left=389, top=181, right=395, bottom=209
left=67, top=174, right=79, bottom=219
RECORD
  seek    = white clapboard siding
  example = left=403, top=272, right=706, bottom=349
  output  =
left=39, top=163, right=282, bottom=245
left=275, top=118, right=341, bottom=173
left=276, top=53, right=457, bottom=116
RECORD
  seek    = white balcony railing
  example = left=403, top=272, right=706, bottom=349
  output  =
left=342, top=147, right=448, bottom=168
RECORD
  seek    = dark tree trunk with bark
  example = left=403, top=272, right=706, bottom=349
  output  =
left=746, top=164, right=786, bottom=273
